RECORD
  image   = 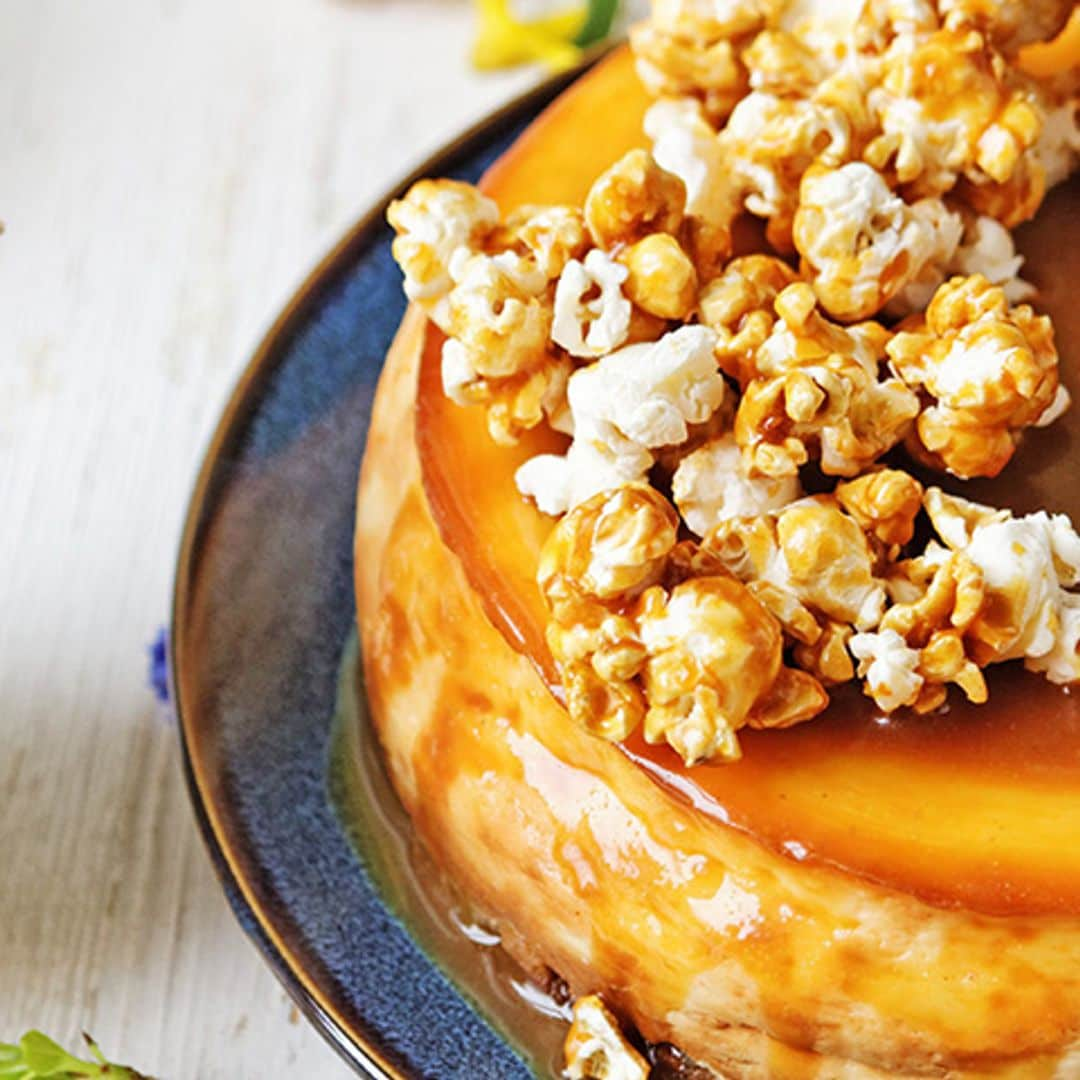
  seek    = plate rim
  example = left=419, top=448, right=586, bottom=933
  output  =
left=169, top=52, right=612, bottom=1079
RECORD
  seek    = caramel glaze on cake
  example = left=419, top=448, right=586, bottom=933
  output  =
left=357, top=50, right=1080, bottom=1080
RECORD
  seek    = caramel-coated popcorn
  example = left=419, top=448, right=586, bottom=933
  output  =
left=539, top=485, right=678, bottom=741
left=443, top=250, right=559, bottom=444
left=835, top=468, right=924, bottom=552
left=496, top=203, right=591, bottom=280
left=638, top=575, right=827, bottom=763
left=793, top=163, right=964, bottom=321
left=887, top=273, right=1065, bottom=477
left=924, top=488, right=1080, bottom=683
left=733, top=283, right=920, bottom=476
left=630, top=0, right=774, bottom=124
left=938, top=0, right=1077, bottom=55
left=721, top=91, right=855, bottom=252
left=863, top=26, right=1044, bottom=201
left=584, top=149, right=688, bottom=249
left=702, top=254, right=799, bottom=386
left=618, top=232, right=699, bottom=320
left=540, top=486, right=827, bottom=764
left=850, top=545, right=989, bottom=712
left=387, top=179, right=499, bottom=326
left=706, top=495, right=888, bottom=632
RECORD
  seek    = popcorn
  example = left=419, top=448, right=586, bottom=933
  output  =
left=863, top=26, right=1044, bottom=200
left=949, top=213, right=1033, bottom=300
left=389, top=186, right=591, bottom=444
left=390, top=0, right=1080, bottom=757
left=924, top=488, right=1080, bottom=683
left=539, top=486, right=827, bottom=764
left=442, top=250, right=560, bottom=444
left=852, top=0, right=938, bottom=54
left=632, top=25, right=749, bottom=124
left=644, top=99, right=731, bottom=225
left=629, top=0, right=774, bottom=124
left=742, top=28, right=824, bottom=93
left=516, top=326, right=727, bottom=514
left=642, top=104, right=739, bottom=281
left=1033, top=94, right=1080, bottom=189
left=497, top=203, right=590, bottom=280
left=834, top=468, right=924, bottom=551
left=539, top=485, right=678, bottom=741
left=704, top=494, right=888, bottom=634
left=447, top=250, right=549, bottom=378
left=733, top=283, right=920, bottom=476
left=584, top=149, right=688, bottom=249
left=720, top=91, right=854, bottom=251
left=793, top=619, right=855, bottom=684
left=852, top=542, right=990, bottom=713
left=956, top=155, right=1046, bottom=229
left=618, top=233, right=699, bottom=320
left=650, top=0, right=777, bottom=41
left=849, top=628, right=926, bottom=711
left=638, top=575, right=828, bottom=763
left=887, top=274, right=1064, bottom=478
left=552, top=249, right=633, bottom=358
left=793, top=162, right=964, bottom=321
left=563, top=996, right=649, bottom=1080
left=701, top=254, right=800, bottom=387
left=938, top=0, right=1077, bottom=55
left=672, top=432, right=801, bottom=536
left=387, top=179, right=498, bottom=327
left=889, top=211, right=1034, bottom=316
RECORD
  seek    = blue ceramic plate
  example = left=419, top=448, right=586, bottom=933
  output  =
left=170, top=64, right=596, bottom=1080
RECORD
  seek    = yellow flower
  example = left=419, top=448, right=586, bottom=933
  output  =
left=471, top=0, right=588, bottom=71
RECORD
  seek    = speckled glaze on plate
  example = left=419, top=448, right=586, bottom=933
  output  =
left=170, top=62, right=598, bottom=1080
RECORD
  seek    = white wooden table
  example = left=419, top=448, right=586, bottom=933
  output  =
left=2, top=2, right=533, bottom=1073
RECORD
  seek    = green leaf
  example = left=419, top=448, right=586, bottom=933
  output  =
left=0, top=1042, right=29, bottom=1080
left=0, top=1031, right=146, bottom=1080
left=18, top=1032, right=76, bottom=1075
left=573, top=0, right=619, bottom=47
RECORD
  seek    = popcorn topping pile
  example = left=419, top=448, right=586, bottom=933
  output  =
left=388, top=0, right=1079, bottom=765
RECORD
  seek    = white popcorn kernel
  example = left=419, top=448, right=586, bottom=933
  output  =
left=644, top=98, right=734, bottom=225
left=440, top=338, right=474, bottom=405
left=925, top=489, right=1080, bottom=683
left=795, top=162, right=963, bottom=320
left=552, top=249, right=633, bottom=358
left=850, top=628, right=925, bottom=712
left=673, top=433, right=802, bottom=536
left=949, top=215, right=1034, bottom=303
left=517, top=326, right=726, bottom=514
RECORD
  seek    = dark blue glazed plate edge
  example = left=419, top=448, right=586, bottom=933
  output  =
left=169, top=56, right=608, bottom=1080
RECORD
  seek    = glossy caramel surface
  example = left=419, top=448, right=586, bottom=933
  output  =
left=415, top=50, right=1080, bottom=915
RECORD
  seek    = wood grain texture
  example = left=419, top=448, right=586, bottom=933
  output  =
left=0, top=1, right=533, bottom=1074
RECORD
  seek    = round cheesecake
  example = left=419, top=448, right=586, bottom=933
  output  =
left=356, top=41, right=1080, bottom=1080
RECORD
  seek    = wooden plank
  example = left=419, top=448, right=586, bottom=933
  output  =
left=0, top=0, right=533, bottom=1073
